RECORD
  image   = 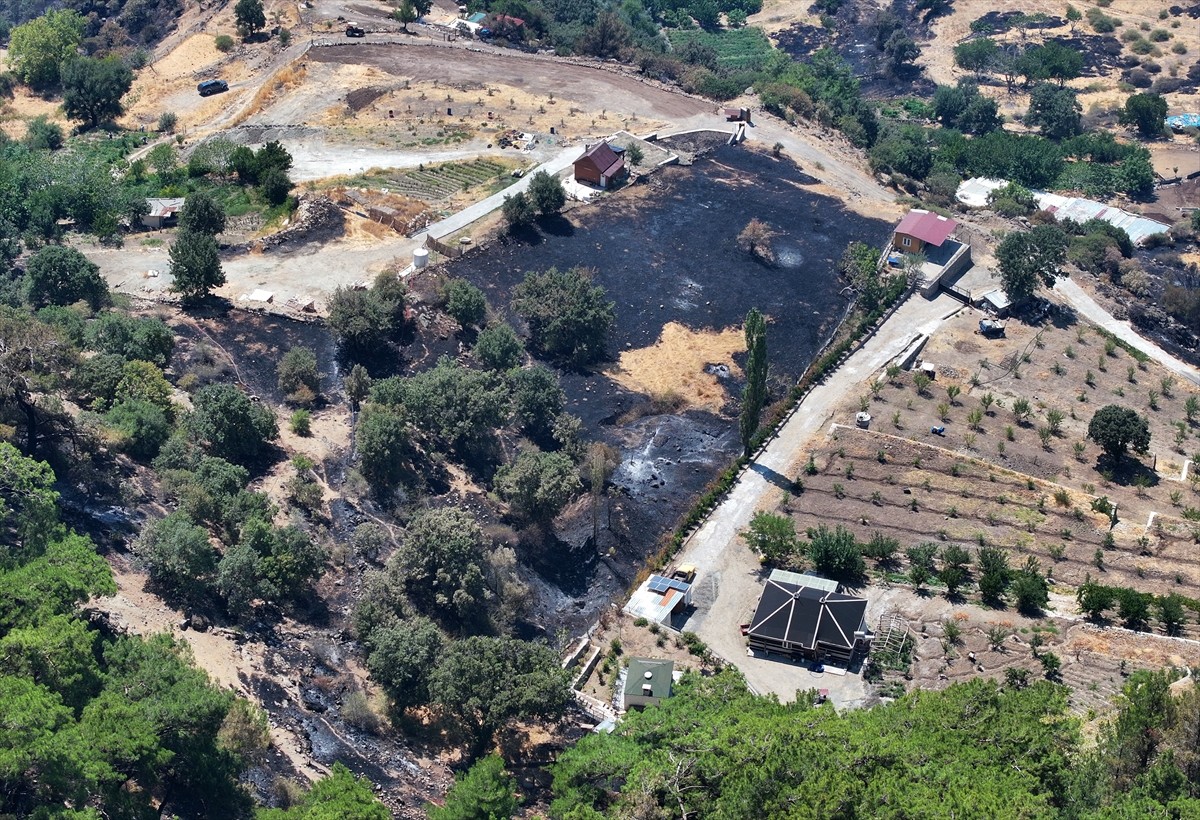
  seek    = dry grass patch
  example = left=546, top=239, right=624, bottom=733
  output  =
left=606, top=322, right=745, bottom=414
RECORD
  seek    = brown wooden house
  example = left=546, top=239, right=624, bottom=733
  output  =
left=574, top=142, right=626, bottom=189
left=892, top=209, right=957, bottom=254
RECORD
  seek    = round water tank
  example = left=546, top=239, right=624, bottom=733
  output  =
left=413, top=247, right=429, bottom=269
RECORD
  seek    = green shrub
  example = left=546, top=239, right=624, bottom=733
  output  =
left=290, top=409, right=311, bottom=436
left=215, top=34, right=235, bottom=52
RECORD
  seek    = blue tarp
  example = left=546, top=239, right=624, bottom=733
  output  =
left=1166, top=114, right=1200, bottom=130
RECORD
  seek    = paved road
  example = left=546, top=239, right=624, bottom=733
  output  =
left=677, top=293, right=964, bottom=704
left=1055, top=277, right=1200, bottom=386
left=415, top=144, right=583, bottom=240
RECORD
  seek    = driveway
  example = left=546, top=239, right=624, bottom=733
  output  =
left=1054, top=277, right=1200, bottom=386
left=676, top=292, right=964, bottom=704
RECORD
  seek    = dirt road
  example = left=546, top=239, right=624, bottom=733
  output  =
left=677, top=293, right=964, bottom=703
left=309, top=43, right=716, bottom=123
left=1054, top=277, right=1200, bottom=386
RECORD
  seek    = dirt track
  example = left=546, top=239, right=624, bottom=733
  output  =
left=308, top=43, right=716, bottom=123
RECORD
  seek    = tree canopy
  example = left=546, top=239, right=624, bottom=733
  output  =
left=1088, top=404, right=1151, bottom=459
left=512, top=267, right=615, bottom=366
left=429, top=636, right=571, bottom=752
left=1120, top=93, right=1168, bottom=139
left=7, top=9, right=85, bottom=91
left=169, top=229, right=225, bottom=302
left=552, top=669, right=1079, bottom=817
left=24, top=243, right=108, bottom=310
left=61, top=55, right=133, bottom=129
left=996, top=226, right=1069, bottom=302
left=188, top=383, right=278, bottom=466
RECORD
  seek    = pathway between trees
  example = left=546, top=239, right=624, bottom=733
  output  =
left=676, top=293, right=964, bottom=703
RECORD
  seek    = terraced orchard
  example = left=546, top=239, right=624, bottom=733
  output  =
left=776, top=308, right=1200, bottom=639
left=384, top=158, right=513, bottom=202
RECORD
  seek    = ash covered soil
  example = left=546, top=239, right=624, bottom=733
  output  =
left=159, top=144, right=890, bottom=636
left=441, top=143, right=891, bottom=629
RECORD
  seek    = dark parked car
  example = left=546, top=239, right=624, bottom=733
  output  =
left=346, top=25, right=365, bottom=36
left=197, top=79, right=228, bottom=96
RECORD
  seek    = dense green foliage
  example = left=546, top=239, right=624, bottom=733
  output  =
left=512, top=267, right=615, bottom=366
left=443, top=278, right=488, bottom=328
left=474, top=322, right=525, bottom=371
left=258, top=763, right=390, bottom=820
left=169, top=229, right=225, bottom=302
left=428, top=755, right=519, bottom=820
left=24, top=243, right=108, bottom=309
left=553, top=669, right=1078, bottom=816
left=1120, top=92, right=1168, bottom=139
left=61, top=55, right=134, bottom=129
left=526, top=170, right=567, bottom=215
left=7, top=9, right=85, bottom=91
left=188, top=383, right=279, bottom=467
left=996, top=225, right=1068, bottom=303
left=552, top=667, right=1200, bottom=818
left=738, top=307, right=766, bottom=458
left=373, top=357, right=510, bottom=454
left=1087, top=405, right=1151, bottom=459
left=740, top=510, right=798, bottom=563
left=327, top=273, right=409, bottom=357
left=0, top=445, right=269, bottom=818
left=494, top=448, right=580, bottom=522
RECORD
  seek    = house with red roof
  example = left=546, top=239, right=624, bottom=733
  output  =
left=891, top=209, right=957, bottom=255
left=573, top=141, right=626, bottom=189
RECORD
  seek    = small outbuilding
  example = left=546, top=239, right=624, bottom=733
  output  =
left=623, top=574, right=692, bottom=629
left=621, top=658, right=674, bottom=710
left=746, top=577, right=871, bottom=666
left=574, top=141, right=627, bottom=189
left=142, top=197, right=186, bottom=229
left=892, top=209, right=957, bottom=254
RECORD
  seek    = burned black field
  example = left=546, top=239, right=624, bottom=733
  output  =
left=439, top=144, right=892, bottom=627
left=170, top=144, right=891, bottom=633
left=448, top=144, right=890, bottom=382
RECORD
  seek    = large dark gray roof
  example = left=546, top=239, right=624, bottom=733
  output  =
left=747, top=580, right=868, bottom=651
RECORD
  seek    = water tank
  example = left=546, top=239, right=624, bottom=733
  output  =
left=413, top=247, right=429, bottom=269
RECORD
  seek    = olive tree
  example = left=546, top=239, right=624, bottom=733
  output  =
left=1087, top=405, right=1150, bottom=460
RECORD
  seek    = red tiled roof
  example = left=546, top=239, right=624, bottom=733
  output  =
left=576, top=142, right=624, bottom=177
left=894, top=209, right=957, bottom=247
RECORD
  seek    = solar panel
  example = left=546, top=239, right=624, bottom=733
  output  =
left=647, top=576, right=670, bottom=593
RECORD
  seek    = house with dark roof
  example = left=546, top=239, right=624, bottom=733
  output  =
left=745, top=578, right=872, bottom=666
left=621, top=658, right=674, bottom=710
left=574, top=141, right=626, bottom=189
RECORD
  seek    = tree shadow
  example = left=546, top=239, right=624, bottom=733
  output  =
left=537, top=213, right=575, bottom=237
left=1097, top=454, right=1159, bottom=487
left=750, top=462, right=794, bottom=492
left=501, top=223, right=544, bottom=246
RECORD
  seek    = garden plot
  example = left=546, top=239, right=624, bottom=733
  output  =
left=860, top=586, right=1198, bottom=713
left=772, top=306, right=1200, bottom=639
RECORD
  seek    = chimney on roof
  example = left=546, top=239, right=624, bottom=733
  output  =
left=642, top=683, right=653, bottom=696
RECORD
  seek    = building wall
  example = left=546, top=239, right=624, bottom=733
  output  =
left=575, top=163, right=602, bottom=185
left=892, top=233, right=926, bottom=254
left=622, top=693, right=662, bottom=710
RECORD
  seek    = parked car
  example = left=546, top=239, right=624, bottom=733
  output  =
left=197, top=79, right=228, bottom=96
left=345, top=24, right=365, bottom=36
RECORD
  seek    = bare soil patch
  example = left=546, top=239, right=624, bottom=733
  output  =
left=606, top=322, right=745, bottom=415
